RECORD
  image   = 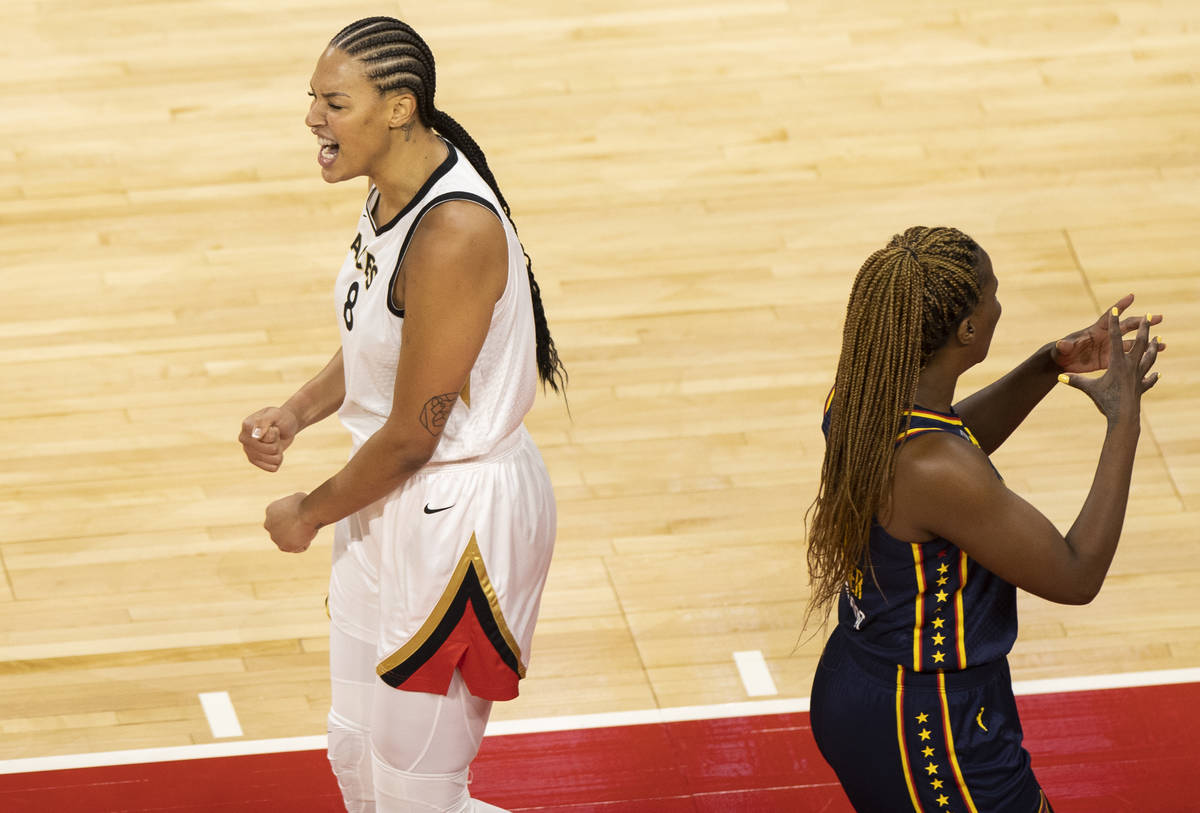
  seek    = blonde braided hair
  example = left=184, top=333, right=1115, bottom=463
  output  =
left=805, top=226, right=982, bottom=624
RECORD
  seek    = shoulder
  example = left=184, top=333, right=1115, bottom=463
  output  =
left=897, top=434, right=998, bottom=496
left=887, top=431, right=1003, bottom=538
left=401, top=199, right=508, bottom=304
left=411, top=198, right=505, bottom=255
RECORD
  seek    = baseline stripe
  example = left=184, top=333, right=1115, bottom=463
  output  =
left=198, top=692, right=243, bottom=739
left=1, top=668, right=1196, bottom=776
left=733, top=650, right=779, bottom=697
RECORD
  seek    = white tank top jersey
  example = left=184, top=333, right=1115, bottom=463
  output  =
left=334, top=140, right=538, bottom=465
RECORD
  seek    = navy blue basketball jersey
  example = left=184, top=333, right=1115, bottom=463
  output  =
left=822, top=395, right=1018, bottom=672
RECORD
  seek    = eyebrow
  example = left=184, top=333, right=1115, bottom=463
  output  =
left=309, top=87, right=351, bottom=98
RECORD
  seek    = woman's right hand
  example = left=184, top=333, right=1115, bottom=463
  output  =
left=238, top=406, right=300, bottom=472
left=1058, top=308, right=1161, bottom=426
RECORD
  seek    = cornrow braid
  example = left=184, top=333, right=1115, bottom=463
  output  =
left=804, top=226, right=981, bottom=627
left=329, top=17, right=567, bottom=394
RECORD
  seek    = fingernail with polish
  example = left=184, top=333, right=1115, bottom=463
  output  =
left=1057, top=374, right=1070, bottom=384
left=1111, top=307, right=1119, bottom=316
left=251, top=427, right=263, bottom=439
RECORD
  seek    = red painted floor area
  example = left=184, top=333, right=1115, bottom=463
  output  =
left=0, top=682, right=1195, bottom=812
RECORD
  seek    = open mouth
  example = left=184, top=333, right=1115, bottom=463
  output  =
left=317, top=136, right=339, bottom=167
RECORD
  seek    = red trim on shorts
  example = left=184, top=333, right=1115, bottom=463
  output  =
left=392, top=609, right=520, bottom=702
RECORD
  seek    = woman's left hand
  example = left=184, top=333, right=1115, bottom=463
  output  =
left=1053, top=293, right=1164, bottom=373
left=264, top=492, right=319, bottom=553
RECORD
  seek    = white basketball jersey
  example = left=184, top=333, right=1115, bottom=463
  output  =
left=334, top=141, right=538, bottom=464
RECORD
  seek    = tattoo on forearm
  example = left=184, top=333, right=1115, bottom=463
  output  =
left=419, top=392, right=458, bottom=436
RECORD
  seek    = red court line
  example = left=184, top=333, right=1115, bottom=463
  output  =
left=0, top=682, right=1194, bottom=812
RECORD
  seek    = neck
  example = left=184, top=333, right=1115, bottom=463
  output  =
left=370, top=128, right=449, bottom=222
left=913, top=356, right=960, bottom=412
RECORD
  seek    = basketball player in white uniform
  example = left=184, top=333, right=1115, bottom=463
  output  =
left=237, top=17, right=565, bottom=813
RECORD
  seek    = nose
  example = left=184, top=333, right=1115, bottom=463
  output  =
left=304, top=101, right=322, bottom=130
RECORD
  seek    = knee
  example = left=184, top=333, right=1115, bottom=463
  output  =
left=328, top=710, right=375, bottom=812
left=370, top=748, right=470, bottom=813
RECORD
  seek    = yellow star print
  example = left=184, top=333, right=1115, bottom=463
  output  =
left=935, top=590, right=949, bottom=603
left=933, top=651, right=946, bottom=663
left=922, top=746, right=935, bottom=758
left=915, top=712, right=929, bottom=724
left=931, top=779, right=944, bottom=790
left=925, top=762, right=939, bottom=776
left=932, top=632, right=946, bottom=646
left=937, top=793, right=951, bottom=806
left=938, top=563, right=949, bottom=575
left=932, top=617, right=946, bottom=629
left=919, top=728, right=932, bottom=741
left=937, top=577, right=949, bottom=586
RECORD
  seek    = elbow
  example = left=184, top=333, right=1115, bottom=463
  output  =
left=392, top=443, right=435, bottom=478
left=375, top=427, right=437, bottom=480
left=1060, top=585, right=1100, bottom=606
left=1058, top=569, right=1106, bottom=606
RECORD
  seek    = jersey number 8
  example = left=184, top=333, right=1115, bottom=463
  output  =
left=343, top=281, right=359, bottom=330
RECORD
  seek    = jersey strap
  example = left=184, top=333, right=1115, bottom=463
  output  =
left=385, top=191, right=503, bottom=318
left=820, top=387, right=981, bottom=449
left=898, top=407, right=981, bottom=449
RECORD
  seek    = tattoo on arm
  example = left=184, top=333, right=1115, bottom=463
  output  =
left=419, top=392, right=458, bottom=437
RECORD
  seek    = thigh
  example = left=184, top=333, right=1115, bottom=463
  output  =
left=810, top=632, right=914, bottom=813
left=370, top=672, right=492, bottom=773
left=936, top=664, right=1043, bottom=811
left=811, top=631, right=1045, bottom=813
left=375, top=441, right=556, bottom=700
left=329, top=499, right=385, bottom=643
left=329, top=624, right=379, bottom=726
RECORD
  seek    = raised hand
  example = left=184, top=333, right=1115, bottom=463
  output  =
left=1057, top=307, right=1161, bottom=424
left=1053, top=294, right=1165, bottom=374
left=238, top=406, right=300, bottom=472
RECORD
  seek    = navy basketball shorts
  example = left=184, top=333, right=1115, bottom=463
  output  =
left=811, top=626, right=1052, bottom=813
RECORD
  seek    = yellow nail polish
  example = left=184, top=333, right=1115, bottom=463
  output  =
left=1057, top=373, right=1070, bottom=384
left=1145, top=314, right=1151, bottom=321
left=1111, top=307, right=1119, bottom=316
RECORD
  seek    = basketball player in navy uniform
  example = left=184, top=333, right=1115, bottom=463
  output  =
left=238, top=18, right=565, bottom=813
left=806, top=227, right=1163, bottom=812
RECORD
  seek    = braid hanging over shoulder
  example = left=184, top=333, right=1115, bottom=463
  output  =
left=329, top=17, right=567, bottom=393
left=804, top=226, right=981, bottom=627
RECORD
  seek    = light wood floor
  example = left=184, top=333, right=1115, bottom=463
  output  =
left=1, top=0, right=1198, bottom=760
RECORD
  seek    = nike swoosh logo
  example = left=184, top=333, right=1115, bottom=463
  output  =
left=423, top=503, right=454, bottom=515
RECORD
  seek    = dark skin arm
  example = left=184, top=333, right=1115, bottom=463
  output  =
left=261, top=200, right=508, bottom=552
left=954, top=294, right=1163, bottom=454
left=886, top=311, right=1160, bottom=605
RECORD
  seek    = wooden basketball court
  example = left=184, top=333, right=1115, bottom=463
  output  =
left=1, top=0, right=1198, bottom=806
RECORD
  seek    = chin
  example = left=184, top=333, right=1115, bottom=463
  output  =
left=320, top=165, right=356, bottom=184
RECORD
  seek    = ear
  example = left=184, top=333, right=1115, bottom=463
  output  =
left=387, top=91, right=418, bottom=129
left=955, top=317, right=976, bottom=346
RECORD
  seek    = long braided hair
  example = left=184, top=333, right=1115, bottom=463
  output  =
left=329, top=17, right=567, bottom=393
left=805, top=226, right=982, bottom=624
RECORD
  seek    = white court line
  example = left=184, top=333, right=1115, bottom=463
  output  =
left=733, top=650, right=779, bottom=697
left=198, top=692, right=243, bottom=739
left=1, top=666, right=1197, bottom=776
